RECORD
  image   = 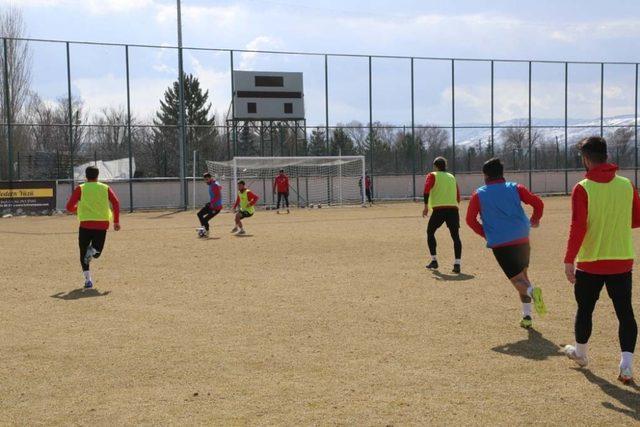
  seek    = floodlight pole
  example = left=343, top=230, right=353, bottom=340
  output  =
left=177, top=0, right=188, bottom=210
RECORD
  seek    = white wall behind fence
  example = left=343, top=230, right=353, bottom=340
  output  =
left=55, top=169, right=638, bottom=211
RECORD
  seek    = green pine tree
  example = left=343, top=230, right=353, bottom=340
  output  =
left=151, top=73, right=217, bottom=176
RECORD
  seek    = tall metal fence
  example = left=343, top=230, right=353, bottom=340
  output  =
left=0, top=36, right=638, bottom=210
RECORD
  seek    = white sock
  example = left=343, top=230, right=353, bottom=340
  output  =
left=431, top=256, right=437, bottom=261
left=575, top=343, right=588, bottom=358
left=83, top=270, right=92, bottom=282
left=522, top=303, right=532, bottom=317
left=526, top=285, right=534, bottom=298
left=621, top=352, right=634, bottom=370
left=454, top=259, right=461, bottom=265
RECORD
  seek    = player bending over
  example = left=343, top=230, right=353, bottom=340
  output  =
left=196, top=173, right=222, bottom=238
left=66, top=166, right=120, bottom=289
left=466, top=158, right=546, bottom=329
left=423, top=157, right=462, bottom=274
left=232, top=180, right=259, bottom=235
left=563, top=136, right=640, bottom=385
left=273, top=169, right=290, bottom=214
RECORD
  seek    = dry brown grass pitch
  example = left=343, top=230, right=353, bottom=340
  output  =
left=0, top=198, right=639, bottom=425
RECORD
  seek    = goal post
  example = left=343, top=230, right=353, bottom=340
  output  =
left=206, top=156, right=366, bottom=208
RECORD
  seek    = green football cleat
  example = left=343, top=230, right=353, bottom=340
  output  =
left=531, top=287, right=547, bottom=316
left=520, top=316, right=533, bottom=329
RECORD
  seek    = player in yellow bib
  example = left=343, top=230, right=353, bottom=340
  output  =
left=563, top=136, right=640, bottom=385
left=422, top=157, right=462, bottom=273
left=65, top=166, right=121, bottom=289
left=232, top=180, right=260, bottom=235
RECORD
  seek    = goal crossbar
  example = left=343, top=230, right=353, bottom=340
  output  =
left=206, top=156, right=366, bottom=207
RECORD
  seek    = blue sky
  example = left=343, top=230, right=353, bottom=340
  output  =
left=4, top=0, right=640, bottom=127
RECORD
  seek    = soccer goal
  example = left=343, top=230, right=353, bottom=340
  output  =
left=206, top=156, right=366, bottom=208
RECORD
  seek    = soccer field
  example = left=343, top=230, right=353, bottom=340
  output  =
left=1, top=198, right=639, bottom=425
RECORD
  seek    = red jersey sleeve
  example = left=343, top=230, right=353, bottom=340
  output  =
left=108, top=187, right=120, bottom=224
left=423, top=173, right=435, bottom=195
left=516, top=184, right=544, bottom=225
left=564, top=184, right=588, bottom=264
left=248, top=191, right=259, bottom=205
left=66, top=186, right=82, bottom=213
left=465, top=192, right=485, bottom=238
left=632, top=185, right=640, bottom=228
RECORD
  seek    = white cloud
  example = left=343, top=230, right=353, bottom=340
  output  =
left=84, top=0, right=154, bottom=15
left=187, top=53, right=231, bottom=119
left=240, top=36, right=283, bottom=69
left=445, top=80, right=634, bottom=124
left=155, top=3, right=242, bottom=27
left=1, top=0, right=155, bottom=14
left=73, top=73, right=172, bottom=120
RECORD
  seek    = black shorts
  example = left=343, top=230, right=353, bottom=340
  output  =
left=239, top=210, right=254, bottom=219
left=427, top=208, right=460, bottom=232
left=492, top=243, right=530, bottom=279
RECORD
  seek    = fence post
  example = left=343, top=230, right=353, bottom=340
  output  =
left=600, top=63, right=604, bottom=138
left=368, top=56, right=373, bottom=181
left=635, top=63, right=638, bottom=188
left=66, top=42, right=74, bottom=187
left=3, top=38, right=12, bottom=183
left=229, top=50, right=236, bottom=157
left=490, top=60, right=494, bottom=157
left=564, top=62, right=569, bottom=195
left=528, top=61, right=532, bottom=190
left=324, top=54, right=330, bottom=154
left=451, top=59, right=456, bottom=174
left=125, top=44, right=134, bottom=212
left=411, top=57, right=416, bottom=200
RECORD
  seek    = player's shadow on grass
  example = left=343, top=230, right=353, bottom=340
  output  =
left=576, top=368, right=640, bottom=421
left=234, top=234, right=253, bottom=238
left=149, top=210, right=183, bottom=219
left=51, top=289, right=110, bottom=300
left=431, top=271, right=475, bottom=281
left=491, top=329, right=562, bottom=361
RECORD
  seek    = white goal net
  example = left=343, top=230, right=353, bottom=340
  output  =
left=206, top=156, right=366, bottom=208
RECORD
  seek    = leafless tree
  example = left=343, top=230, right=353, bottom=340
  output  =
left=499, top=122, right=543, bottom=169
left=0, top=7, right=31, bottom=179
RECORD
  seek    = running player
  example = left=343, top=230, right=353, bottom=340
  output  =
left=423, top=157, right=462, bottom=273
left=65, top=166, right=120, bottom=289
left=196, top=173, right=222, bottom=238
left=466, top=158, right=546, bottom=329
left=562, top=136, right=640, bottom=385
left=232, top=180, right=259, bottom=235
left=273, top=169, right=290, bottom=214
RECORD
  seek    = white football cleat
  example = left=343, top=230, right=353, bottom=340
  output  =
left=237, top=229, right=246, bottom=235
left=563, top=345, right=589, bottom=367
left=231, top=227, right=239, bottom=233
left=84, top=246, right=98, bottom=266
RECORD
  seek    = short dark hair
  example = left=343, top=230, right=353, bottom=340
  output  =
left=279, top=169, right=284, bottom=173
left=482, top=158, right=504, bottom=180
left=203, top=172, right=212, bottom=179
left=85, top=166, right=99, bottom=180
left=433, top=157, right=447, bottom=171
left=238, top=180, right=245, bottom=185
left=578, top=136, right=608, bottom=164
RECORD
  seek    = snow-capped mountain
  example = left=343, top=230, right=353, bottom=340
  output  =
left=455, top=115, right=638, bottom=146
